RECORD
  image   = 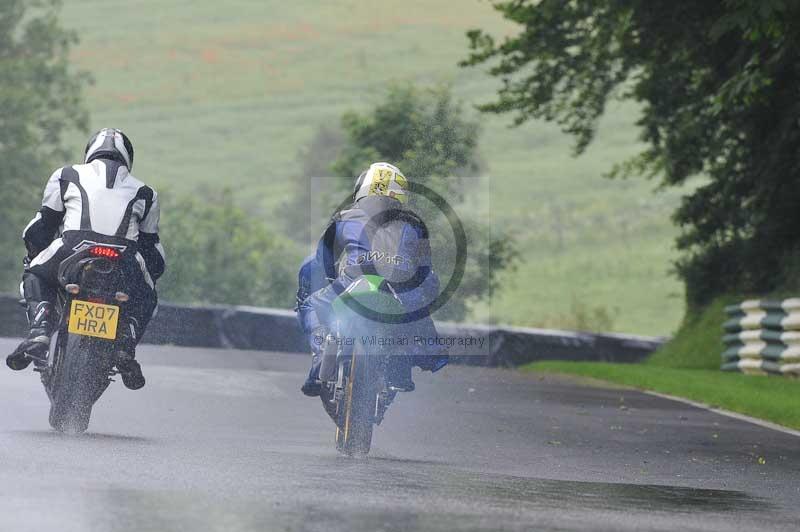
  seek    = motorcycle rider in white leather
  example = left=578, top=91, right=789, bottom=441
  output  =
left=6, top=128, right=165, bottom=390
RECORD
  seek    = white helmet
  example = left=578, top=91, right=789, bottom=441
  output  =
left=353, top=162, right=409, bottom=204
left=85, top=128, right=134, bottom=170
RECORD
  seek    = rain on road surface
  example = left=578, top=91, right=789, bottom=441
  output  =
left=0, top=338, right=798, bottom=532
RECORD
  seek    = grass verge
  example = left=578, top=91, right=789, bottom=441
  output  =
left=525, top=361, right=800, bottom=430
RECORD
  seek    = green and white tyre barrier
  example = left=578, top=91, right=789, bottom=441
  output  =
left=723, top=299, right=800, bottom=332
left=720, top=359, right=800, bottom=375
left=722, top=299, right=800, bottom=376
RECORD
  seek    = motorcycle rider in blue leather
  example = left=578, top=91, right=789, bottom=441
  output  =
left=296, top=162, right=448, bottom=397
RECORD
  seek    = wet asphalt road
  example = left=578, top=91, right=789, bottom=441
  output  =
left=0, top=338, right=798, bottom=532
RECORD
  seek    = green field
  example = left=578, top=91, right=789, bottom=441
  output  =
left=57, top=0, right=688, bottom=335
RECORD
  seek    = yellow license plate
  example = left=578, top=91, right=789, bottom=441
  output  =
left=67, top=300, right=120, bottom=340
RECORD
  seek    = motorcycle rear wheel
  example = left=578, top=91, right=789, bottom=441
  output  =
left=48, top=333, right=108, bottom=434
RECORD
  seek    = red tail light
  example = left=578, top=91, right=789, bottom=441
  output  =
left=89, top=246, right=121, bottom=260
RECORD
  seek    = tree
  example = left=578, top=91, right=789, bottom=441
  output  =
left=332, top=83, right=482, bottom=184
left=0, top=0, right=88, bottom=290
left=278, top=124, right=345, bottom=245
left=158, top=190, right=299, bottom=308
left=463, top=1, right=800, bottom=306
left=330, top=83, right=517, bottom=321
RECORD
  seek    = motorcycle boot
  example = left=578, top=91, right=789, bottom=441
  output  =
left=301, top=326, right=328, bottom=397
left=115, top=318, right=145, bottom=390
left=301, top=355, right=322, bottom=397
left=7, top=301, right=54, bottom=370
left=386, top=355, right=415, bottom=392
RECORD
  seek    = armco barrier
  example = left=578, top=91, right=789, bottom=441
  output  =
left=0, top=294, right=664, bottom=367
left=722, top=298, right=800, bottom=376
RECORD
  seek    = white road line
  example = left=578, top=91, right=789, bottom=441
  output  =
left=643, top=390, right=800, bottom=438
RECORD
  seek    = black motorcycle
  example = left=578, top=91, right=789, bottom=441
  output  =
left=33, top=242, right=137, bottom=433
left=318, top=274, right=409, bottom=456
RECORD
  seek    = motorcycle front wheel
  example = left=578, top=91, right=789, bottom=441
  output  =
left=335, top=342, right=377, bottom=456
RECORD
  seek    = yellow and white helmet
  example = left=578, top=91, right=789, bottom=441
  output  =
left=353, top=162, right=409, bottom=204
